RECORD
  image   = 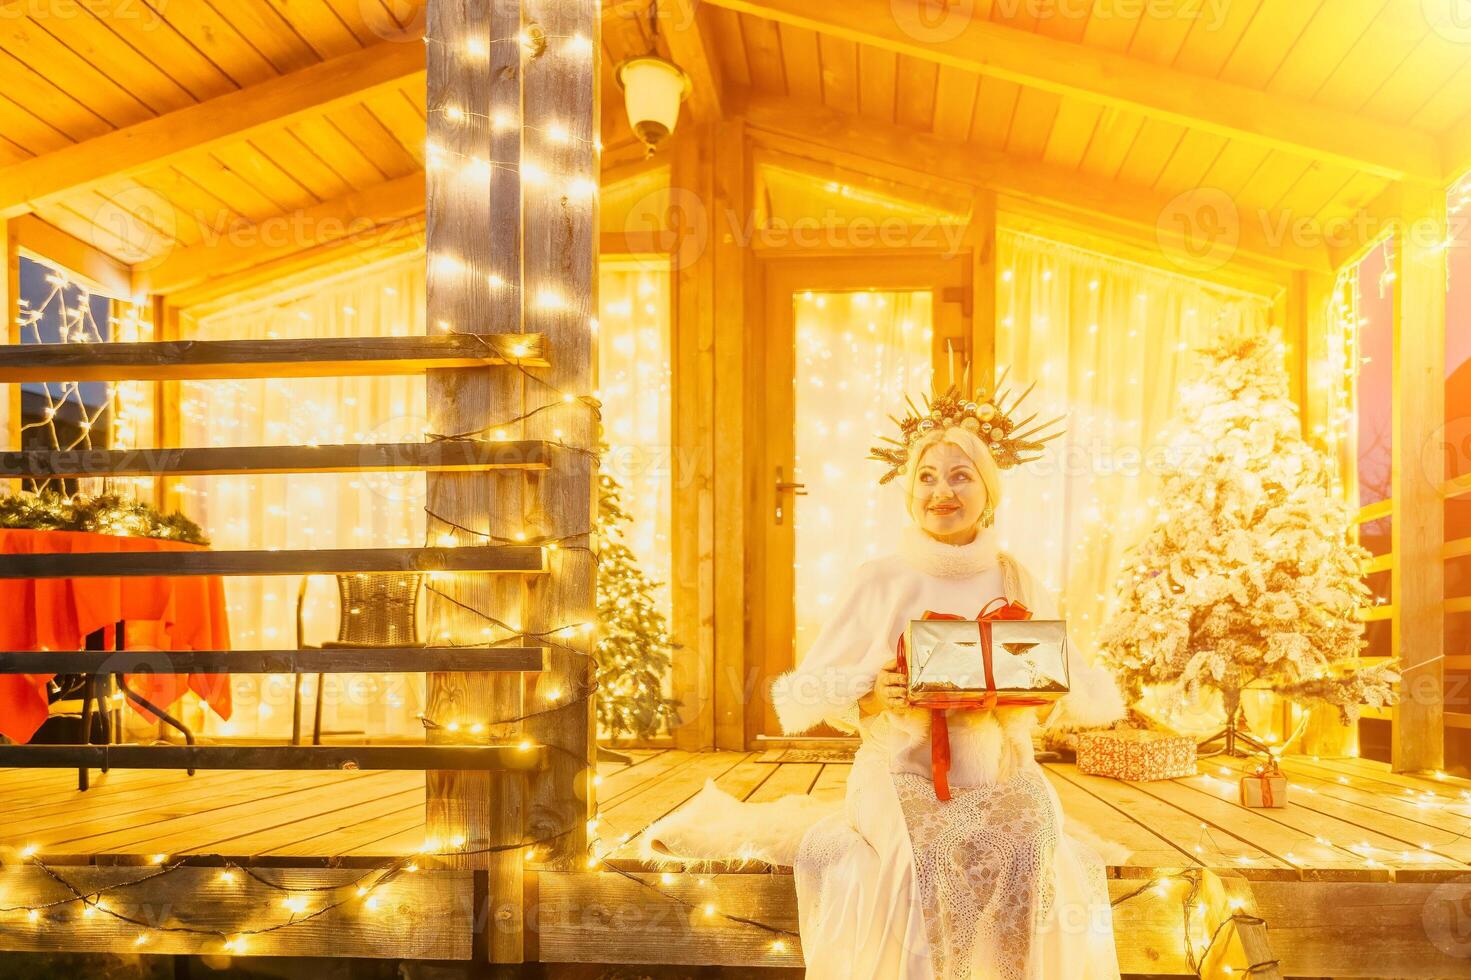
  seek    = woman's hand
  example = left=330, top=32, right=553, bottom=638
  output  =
left=858, top=658, right=909, bottom=717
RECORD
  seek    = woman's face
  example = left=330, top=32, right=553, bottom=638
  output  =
left=909, top=441, right=990, bottom=542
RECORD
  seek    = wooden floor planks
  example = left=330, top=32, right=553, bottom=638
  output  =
left=4, top=751, right=1471, bottom=884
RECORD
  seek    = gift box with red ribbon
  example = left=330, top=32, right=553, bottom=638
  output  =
left=1239, top=758, right=1288, bottom=808
left=894, top=598, right=1066, bottom=802
left=1076, top=728, right=1196, bottom=782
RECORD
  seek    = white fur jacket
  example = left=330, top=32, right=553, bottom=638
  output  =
left=638, top=524, right=1127, bottom=868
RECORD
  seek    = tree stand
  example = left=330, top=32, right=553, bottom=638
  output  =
left=1197, top=706, right=1274, bottom=758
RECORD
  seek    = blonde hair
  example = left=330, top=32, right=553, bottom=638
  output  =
left=904, top=426, right=1002, bottom=523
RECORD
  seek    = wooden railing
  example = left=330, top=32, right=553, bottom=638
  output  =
left=1352, top=476, right=1471, bottom=733
left=0, top=328, right=586, bottom=958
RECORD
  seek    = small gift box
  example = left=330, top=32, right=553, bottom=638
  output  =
left=1076, top=728, right=1196, bottom=781
left=903, top=616, right=1070, bottom=708
left=1239, top=759, right=1288, bottom=808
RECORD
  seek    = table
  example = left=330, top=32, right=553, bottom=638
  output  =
left=0, top=528, right=232, bottom=746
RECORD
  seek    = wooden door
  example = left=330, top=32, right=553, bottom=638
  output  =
left=748, top=254, right=978, bottom=744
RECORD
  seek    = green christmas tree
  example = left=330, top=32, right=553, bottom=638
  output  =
left=595, top=461, right=681, bottom=741
left=1096, top=335, right=1398, bottom=732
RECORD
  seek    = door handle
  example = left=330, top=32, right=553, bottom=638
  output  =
left=774, top=466, right=807, bottom=525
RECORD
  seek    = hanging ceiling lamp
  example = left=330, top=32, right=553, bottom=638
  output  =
left=616, top=3, right=691, bottom=156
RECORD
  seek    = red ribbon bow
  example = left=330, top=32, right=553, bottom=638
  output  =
left=894, top=597, right=1042, bottom=802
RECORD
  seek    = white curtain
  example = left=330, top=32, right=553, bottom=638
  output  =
left=994, top=229, right=1274, bottom=662
left=794, top=290, right=934, bottom=662
left=178, top=253, right=676, bottom=737
left=181, top=255, right=429, bottom=738
left=598, top=258, right=674, bottom=622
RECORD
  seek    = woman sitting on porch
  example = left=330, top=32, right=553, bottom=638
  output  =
left=644, top=385, right=1127, bottom=979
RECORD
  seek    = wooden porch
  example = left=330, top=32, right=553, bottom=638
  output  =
left=5, top=749, right=1471, bottom=975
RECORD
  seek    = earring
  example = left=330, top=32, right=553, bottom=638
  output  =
left=980, top=505, right=995, bottom=529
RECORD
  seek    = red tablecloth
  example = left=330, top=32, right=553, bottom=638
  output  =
left=0, top=528, right=232, bottom=744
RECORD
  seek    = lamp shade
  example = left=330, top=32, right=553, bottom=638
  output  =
left=616, top=55, right=691, bottom=152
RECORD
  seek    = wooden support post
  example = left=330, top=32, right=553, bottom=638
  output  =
left=671, top=120, right=717, bottom=751
left=1200, top=872, right=1282, bottom=980
left=424, top=0, right=528, bottom=963
left=520, top=0, right=599, bottom=872
left=3, top=220, right=18, bottom=486
left=1391, top=184, right=1446, bottom=773
left=152, top=295, right=182, bottom=514
left=713, top=118, right=749, bottom=751
left=1289, top=269, right=1359, bottom=757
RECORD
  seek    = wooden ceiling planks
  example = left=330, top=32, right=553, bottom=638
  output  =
left=710, top=6, right=751, bottom=90
left=1114, top=117, right=1189, bottom=190
left=969, top=77, right=1022, bottom=151
left=0, top=0, right=438, bottom=282
left=1004, top=86, right=1061, bottom=161
left=1077, top=0, right=1146, bottom=53
left=856, top=43, right=896, bottom=124
left=893, top=55, right=938, bottom=134
left=1144, top=128, right=1228, bottom=202
left=775, top=21, right=821, bottom=105
left=930, top=65, right=977, bottom=145
left=1039, top=99, right=1105, bottom=172
left=739, top=11, right=786, bottom=97
left=1121, top=1, right=1198, bottom=66
left=4, top=0, right=1469, bottom=295
left=1262, top=0, right=1384, bottom=103
left=0, top=45, right=114, bottom=143
left=816, top=33, right=859, bottom=116
left=1168, top=0, right=1267, bottom=80
left=1217, top=0, right=1326, bottom=89
left=1311, top=3, right=1433, bottom=115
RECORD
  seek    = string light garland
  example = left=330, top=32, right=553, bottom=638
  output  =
left=13, top=260, right=154, bottom=498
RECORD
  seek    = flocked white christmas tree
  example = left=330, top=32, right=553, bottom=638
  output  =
left=1096, top=334, right=1397, bottom=747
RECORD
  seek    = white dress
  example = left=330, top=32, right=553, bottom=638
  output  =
left=768, top=524, right=1126, bottom=980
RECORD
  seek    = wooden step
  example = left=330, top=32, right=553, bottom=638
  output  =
left=0, top=744, right=547, bottom=772
left=0, top=647, right=548, bottom=674
left=0, top=545, right=545, bottom=579
left=1, top=440, right=550, bottom=478
left=0, top=334, right=547, bottom=382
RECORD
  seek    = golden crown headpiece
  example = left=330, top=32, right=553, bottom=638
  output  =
left=868, top=365, right=1065, bottom=485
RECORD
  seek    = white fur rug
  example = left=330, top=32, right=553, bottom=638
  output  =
left=635, top=777, right=1134, bottom=870
left=636, top=778, right=840, bottom=869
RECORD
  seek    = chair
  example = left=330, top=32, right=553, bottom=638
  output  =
left=293, top=573, right=424, bottom=745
